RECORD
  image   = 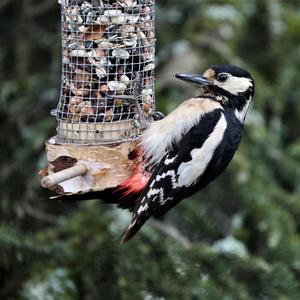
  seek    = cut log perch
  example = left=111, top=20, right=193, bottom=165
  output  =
left=41, top=163, right=87, bottom=189
left=40, top=140, right=137, bottom=194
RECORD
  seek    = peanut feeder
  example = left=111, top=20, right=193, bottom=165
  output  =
left=41, top=0, right=156, bottom=194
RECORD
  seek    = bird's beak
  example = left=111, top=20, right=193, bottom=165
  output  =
left=175, top=73, right=211, bottom=87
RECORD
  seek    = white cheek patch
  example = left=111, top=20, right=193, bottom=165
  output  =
left=177, top=113, right=227, bottom=187
left=216, top=76, right=252, bottom=95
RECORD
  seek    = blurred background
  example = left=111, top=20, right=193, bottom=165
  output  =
left=1, top=0, right=300, bottom=299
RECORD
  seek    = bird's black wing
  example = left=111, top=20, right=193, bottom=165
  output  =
left=122, top=108, right=228, bottom=242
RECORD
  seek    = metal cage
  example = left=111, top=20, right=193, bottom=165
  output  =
left=55, top=0, right=155, bottom=144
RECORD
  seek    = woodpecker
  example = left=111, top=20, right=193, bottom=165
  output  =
left=56, top=64, right=255, bottom=244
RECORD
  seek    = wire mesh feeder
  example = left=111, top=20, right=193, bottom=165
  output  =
left=40, top=0, right=156, bottom=194
left=56, top=0, right=155, bottom=143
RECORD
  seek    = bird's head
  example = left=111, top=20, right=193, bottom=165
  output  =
left=175, top=64, right=255, bottom=122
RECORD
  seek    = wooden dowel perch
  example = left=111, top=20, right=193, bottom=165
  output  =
left=41, top=163, right=87, bottom=189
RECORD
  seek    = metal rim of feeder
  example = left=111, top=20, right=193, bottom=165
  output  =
left=55, top=0, right=156, bottom=145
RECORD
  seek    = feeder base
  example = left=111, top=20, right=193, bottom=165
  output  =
left=40, top=137, right=138, bottom=194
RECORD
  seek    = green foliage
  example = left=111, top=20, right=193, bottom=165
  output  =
left=1, top=0, right=300, bottom=299
left=22, top=268, right=78, bottom=300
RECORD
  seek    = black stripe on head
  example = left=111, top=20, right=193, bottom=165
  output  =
left=211, top=64, right=252, bottom=79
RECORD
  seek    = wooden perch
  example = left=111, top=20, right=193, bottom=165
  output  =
left=41, top=163, right=87, bottom=189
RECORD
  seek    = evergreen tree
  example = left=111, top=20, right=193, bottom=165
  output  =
left=1, top=1, right=300, bottom=299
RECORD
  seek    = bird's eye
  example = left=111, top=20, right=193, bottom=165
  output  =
left=217, top=74, right=229, bottom=82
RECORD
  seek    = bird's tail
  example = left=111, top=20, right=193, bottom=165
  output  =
left=121, top=210, right=150, bottom=243
left=120, top=194, right=153, bottom=243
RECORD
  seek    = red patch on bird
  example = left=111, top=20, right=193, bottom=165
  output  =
left=114, top=145, right=149, bottom=200
left=117, top=171, right=149, bottom=197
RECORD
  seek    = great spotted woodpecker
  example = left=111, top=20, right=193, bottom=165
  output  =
left=57, top=64, right=255, bottom=243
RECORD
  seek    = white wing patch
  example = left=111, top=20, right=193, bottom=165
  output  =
left=155, top=170, right=178, bottom=189
left=164, top=155, right=177, bottom=165
left=137, top=169, right=179, bottom=214
left=141, top=98, right=223, bottom=166
left=159, top=197, right=173, bottom=206
left=145, top=170, right=178, bottom=202
left=137, top=203, right=149, bottom=215
left=177, top=113, right=227, bottom=187
left=147, top=188, right=164, bottom=201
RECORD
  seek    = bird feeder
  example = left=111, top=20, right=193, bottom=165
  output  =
left=40, top=0, right=156, bottom=194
